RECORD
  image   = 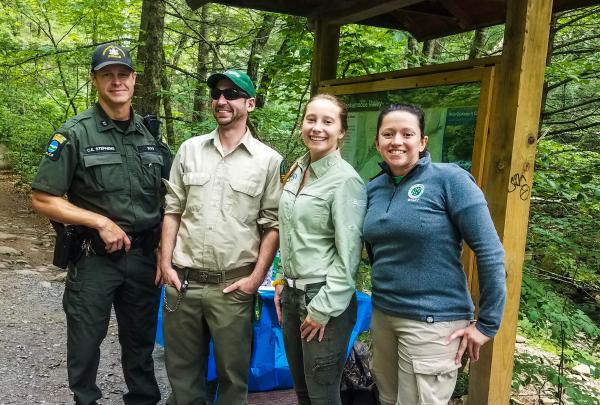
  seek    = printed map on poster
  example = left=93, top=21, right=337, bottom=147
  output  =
left=338, top=83, right=480, bottom=181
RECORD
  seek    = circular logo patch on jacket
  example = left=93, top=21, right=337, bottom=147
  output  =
left=408, top=184, right=425, bottom=201
left=45, top=133, right=67, bottom=161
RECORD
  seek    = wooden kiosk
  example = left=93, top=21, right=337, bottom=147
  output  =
left=187, top=1, right=598, bottom=403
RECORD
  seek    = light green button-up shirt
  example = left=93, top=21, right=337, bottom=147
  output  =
left=278, top=150, right=366, bottom=325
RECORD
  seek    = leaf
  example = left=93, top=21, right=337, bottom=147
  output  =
left=527, top=310, right=540, bottom=322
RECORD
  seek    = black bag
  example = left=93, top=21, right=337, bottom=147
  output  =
left=341, top=341, right=380, bottom=405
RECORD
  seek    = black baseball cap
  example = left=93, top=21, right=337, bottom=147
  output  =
left=91, top=43, right=134, bottom=71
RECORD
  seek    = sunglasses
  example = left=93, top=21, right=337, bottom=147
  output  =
left=210, top=88, right=250, bottom=100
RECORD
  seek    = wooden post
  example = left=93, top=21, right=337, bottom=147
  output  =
left=467, top=0, right=554, bottom=404
left=310, top=20, right=340, bottom=95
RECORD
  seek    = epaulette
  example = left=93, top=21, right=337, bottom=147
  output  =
left=60, top=110, right=94, bottom=132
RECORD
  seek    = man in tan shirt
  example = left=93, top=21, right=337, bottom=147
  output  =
left=159, top=69, right=282, bottom=404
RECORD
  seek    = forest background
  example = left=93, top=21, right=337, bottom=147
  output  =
left=0, top=0, right=598, bottom=402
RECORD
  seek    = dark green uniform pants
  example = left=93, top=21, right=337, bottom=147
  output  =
left=163, top=278, right=254, bottom=405
left=63, top=248, right=161, bottom=405
left=281, top=285, right=356, bottom=405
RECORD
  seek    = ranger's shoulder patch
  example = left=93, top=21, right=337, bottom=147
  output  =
left=45, top=133, right=68, bottom=161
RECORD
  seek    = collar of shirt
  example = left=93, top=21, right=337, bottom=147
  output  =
left=210, top=127, right=256, bottom=157
left=377, top=151, right=431, bottom=182
left=93, top=103, right=139, bottom=135
left=298, top=149, right=341, bottom=179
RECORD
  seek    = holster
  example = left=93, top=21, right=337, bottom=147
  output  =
left=142, top=224, right=161, bottom=255
left=50, top=221, right=81, bottom=269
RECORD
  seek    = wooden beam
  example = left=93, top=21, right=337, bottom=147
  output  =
left=467, top=0, right=554, bottom=404
left=319, top=0, right=422, bottom=26
left=442, top=0, right=474, bottom=29
left=310, top=20, right=340, bottom=96
left=186, top=0, right=208, bottom=10
left=319, top=56, right=500, bottom=87
left=319, top=67, right=489, bottom=96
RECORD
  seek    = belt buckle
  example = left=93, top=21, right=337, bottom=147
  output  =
left=198, top=272, right=208, bottom=282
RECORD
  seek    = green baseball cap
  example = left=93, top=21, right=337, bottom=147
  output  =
left=207, top=69, right=256, bottom=98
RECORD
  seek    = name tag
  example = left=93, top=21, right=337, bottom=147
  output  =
left=85, top=145, right=117, bottom=154
left=137, top=145, right=159, bottom=153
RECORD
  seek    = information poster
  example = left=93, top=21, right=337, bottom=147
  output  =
left=338, top=83, right=480, bottom=180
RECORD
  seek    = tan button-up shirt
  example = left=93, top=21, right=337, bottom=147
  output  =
left=278, top=151, right=367, bottom=325
left=164, top=128, right=282, bottom=270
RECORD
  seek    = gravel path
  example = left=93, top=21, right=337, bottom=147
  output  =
left=0, top=171, right=169, bottom=404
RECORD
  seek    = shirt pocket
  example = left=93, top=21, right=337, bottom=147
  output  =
left=225, top=177, right=262, bottom=222
left=297, top=190, right=330, bottom=230
left=140, top=153, right=164, bottom=193
left=182, top=172, right=211, bottom=212
left=83, top=153, right=125, bottom=192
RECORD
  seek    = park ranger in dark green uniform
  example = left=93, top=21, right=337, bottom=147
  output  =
left=31, top=43, right=171, bottom=405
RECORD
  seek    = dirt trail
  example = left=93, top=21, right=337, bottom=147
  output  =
left=0, top=170, right=170, bottom=404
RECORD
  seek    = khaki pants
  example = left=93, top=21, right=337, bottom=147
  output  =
left=370, top=308, right=469, bottom=405
left=163, top=277, right=254, bottom=405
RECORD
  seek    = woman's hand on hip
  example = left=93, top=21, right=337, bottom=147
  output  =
left=447, top=322, right=491, bottom=364
left=300, top=315, right=326, bottom=343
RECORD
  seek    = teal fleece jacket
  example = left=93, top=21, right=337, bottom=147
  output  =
left=363, top=153, right=506, bottom=337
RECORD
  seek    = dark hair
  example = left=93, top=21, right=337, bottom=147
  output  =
left=302, top=93, right=348, bottom=133
left=375, top=103, right=428, bottom=157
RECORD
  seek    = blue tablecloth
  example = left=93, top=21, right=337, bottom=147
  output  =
left=156, top=288, right=372, bottom=392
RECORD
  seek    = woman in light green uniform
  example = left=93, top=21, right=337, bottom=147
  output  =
left=273, top=94, right=367, bottom=405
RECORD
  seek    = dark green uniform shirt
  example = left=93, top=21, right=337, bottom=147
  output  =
left=32, top=103, right=172, bottom=233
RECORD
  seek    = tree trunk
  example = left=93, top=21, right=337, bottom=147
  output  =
left=247, top=14, right=277, bottom=83
left=89, top=13, right=98, bottom=106
left=422, top=39, right=439, bottom=64
left=538, top=15, right=558, bottom=139
left=134, top=0, right=165, bottom=116
left=255, top=16, right=305, bottom=108
left=407, top=35, right=419, bottom=67
left=193, top=5, right=209, bottom=122
left=469, top=28, right=487, bottom=59
left=162, top=35, right=188, bottom=145
left=255, top=36, right=291, bottom=108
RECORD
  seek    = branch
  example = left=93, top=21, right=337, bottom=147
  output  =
left=543, top=98, right=600, bottom=118
left=165, top=0, right=225, bottom=69
left=0, top=41, right=132, bottom=69
left=553, top=34, right=600, bottom=51
left=164, top=63, right=202, bottom=80
left=545, top=72, right=600, bottom=92
left=545, top=120, right=600, bottom=137
left=552, top=48, right=600, bottom=56
left=554, top=6, right=600, bottom=32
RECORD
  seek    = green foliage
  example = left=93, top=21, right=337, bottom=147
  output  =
left=338, top=25, right=406, bottom=77
left=519, top=273, right=599, bottom=345
left=528, top=140, right=600, bottom=286
left=518, top=271, right=600, bottom=404
left=513, top=352, right=600, bottom=405
left=542, top=7, right=600, bottom=149
left=355, top=260, right=372, bottom=294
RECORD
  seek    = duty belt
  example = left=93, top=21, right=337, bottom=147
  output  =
left=174, top=264, right=254, bottom=284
